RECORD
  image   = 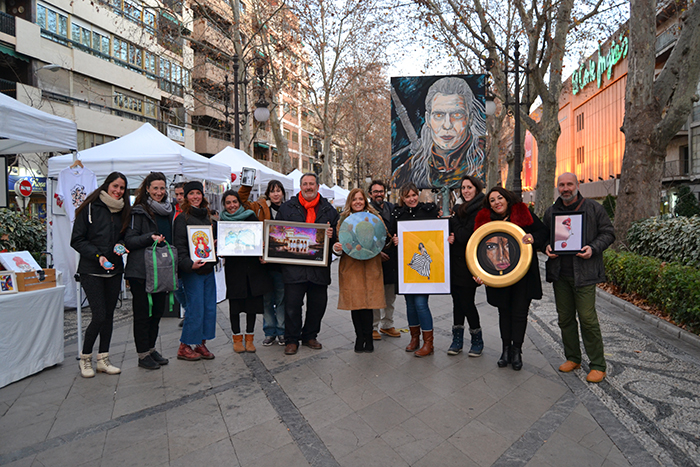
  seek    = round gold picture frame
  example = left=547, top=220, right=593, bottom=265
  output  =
left=466, top=221, right=532, bottom=288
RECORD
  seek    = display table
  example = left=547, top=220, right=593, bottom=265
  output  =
left=0, top=285, right=65, bottom=388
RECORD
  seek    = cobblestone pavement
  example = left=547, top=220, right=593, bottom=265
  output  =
left=1, top=257, right=699, bottom=466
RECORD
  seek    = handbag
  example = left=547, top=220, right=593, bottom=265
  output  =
left=145, top=240, right=178, bottom=316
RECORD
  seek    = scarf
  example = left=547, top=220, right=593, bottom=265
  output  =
left=269, top=201, right=280, bottom=220
left=457, top=192, right=485, bottom=219
left=99, top=190, right=124, bottom=213
left=298, top=192, right=320, bottom=223
left=220, top=205, right=256, bottom=221
left=146, top=197, right=173, bottom=216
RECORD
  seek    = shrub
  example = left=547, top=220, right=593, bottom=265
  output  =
left=674, top=185, right=700, bottom=217
left=603, top=250, right=700, bottom=331
left=0, top=209, right=47, bottom=253
left=626, top=216, right=700, bottom=268
left=602, top=194, right=616, bottom=222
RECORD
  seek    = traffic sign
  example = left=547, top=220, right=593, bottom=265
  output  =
left=15, top=179, right=33, bottom=197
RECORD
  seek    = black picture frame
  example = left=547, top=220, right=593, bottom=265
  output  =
left=550, top=211, right=586, bottom=255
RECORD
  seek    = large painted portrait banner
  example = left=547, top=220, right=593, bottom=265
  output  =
left=391, top=75, right=487, bottom=190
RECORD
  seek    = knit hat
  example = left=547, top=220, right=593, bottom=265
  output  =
left=183, top=181, right=204, bottom=198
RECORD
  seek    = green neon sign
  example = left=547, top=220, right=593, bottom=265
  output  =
left=572, top=33, right=629, bottom=95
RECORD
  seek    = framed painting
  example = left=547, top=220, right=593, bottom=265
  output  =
left=0, top=271, right=17, bottom=294
left=0, top=251, right=42, bottom=273
left=397, top=218, right=450, bottom=294
left=338, top=211, right=388, bottom=260
left=550, top=211, right=586, bottom=255
left=466, top=221, right=532, bottom=288
left=263, top=220, right=330, bottom=267
left=187, top=225, right=217, bottom=262
left=217, top=221, right=264, bottom=256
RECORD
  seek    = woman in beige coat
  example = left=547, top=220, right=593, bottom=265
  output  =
left=333, top=188, right=387, bottom=353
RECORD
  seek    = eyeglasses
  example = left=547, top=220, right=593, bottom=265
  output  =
left=370, top=190, right=385, bottom=194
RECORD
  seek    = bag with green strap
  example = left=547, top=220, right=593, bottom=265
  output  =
left=144, top=240, right=178, bottom=316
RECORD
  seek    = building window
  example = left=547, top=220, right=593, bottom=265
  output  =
left=37, top=4, right=68, bottom=40
left=292, top=132, right=299, bottom=143
left=576, top=113, right=584, bottom=132
left=144, top=52, right=156, bottom=77
left=284, top=129, right=291, bottom=141
left=92, top=31, right=110, bottom=56
left=576, top=146, right=585, bottom=165
left=680, top=145, right=689, bottom=175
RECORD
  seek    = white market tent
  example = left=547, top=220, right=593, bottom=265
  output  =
left=330, top=185, right=350, bottom=208
left=288, top=170, right=334, bottom=198
left=210, top=146, right=293, bottom=194
left=0, top=92, right=78, bottom=154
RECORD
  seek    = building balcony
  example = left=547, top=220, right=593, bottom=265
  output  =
left=194, top=129, right=231, bottom=156
left=192, top=55, right=229, bottom=86
left=663, top=160, right=691, bottom=180
left=0, top=11, right=15, bottom=36
left=193, top=91, right=227, bottom=119
left=192, top=18, right=234, bottom=55
left=656, top=23, right=679, bottom=55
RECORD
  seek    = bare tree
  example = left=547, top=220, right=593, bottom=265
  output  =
left=614, top=0, right=700, bottom=246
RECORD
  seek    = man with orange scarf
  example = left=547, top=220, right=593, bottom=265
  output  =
left=276, top=173, right=339, bottom=355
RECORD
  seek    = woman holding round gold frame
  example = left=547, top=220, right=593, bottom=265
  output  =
left=471, top=187, right=548, bottom=371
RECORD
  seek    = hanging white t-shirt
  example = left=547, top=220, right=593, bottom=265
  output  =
left=55, top=166, right=98, bottom=223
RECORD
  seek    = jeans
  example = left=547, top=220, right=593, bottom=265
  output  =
left=404, top=294, right=432, bottom=331
left=81, top=274, right=122, bottom=354
left=179, top=271, right=217, bottom=345
left=263, top=270, right=285, bottom=337
left=284, top=282, right=327, bottom=344
left=129, top=278, right=166, bottom=354
left=373, top=284, right=396, bottom=331
left=174, top=278, right=187, bottom=315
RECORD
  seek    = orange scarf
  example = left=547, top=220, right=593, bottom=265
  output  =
left=298, top=192, right=320, bottom=223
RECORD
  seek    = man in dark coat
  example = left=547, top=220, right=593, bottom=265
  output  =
left=276, top=173, right=339, bottom=355
left=368, top=180, right=400, bottom=340
left=544, top=172, right=615, bottom=384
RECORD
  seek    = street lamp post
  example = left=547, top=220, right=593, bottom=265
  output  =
left=224, top=54, right=271, bottom=150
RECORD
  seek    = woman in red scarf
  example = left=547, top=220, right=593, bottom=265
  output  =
left=474, top=187, right=548, bottom=371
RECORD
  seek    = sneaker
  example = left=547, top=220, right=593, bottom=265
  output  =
left=263, top=336, right=276, bottom=346
left=150, top=350, right=169, bottom=365
left=138, top=354, right=160, bottom=370
left=177, top=343, right=201, bottom=361
left=277, top=336, right=286, bottom=346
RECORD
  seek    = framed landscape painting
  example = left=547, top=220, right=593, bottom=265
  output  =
left=263, top=220, right=330, bottom=267
left=397, top=219, right=450, bottom=294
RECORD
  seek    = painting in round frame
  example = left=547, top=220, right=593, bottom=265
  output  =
left=466, top=221, right=532, bottom=288
left=338, top=211, right=387, bottom=260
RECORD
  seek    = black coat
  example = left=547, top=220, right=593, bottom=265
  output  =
left=71, top=197, right=126, bottom=276
left=124, top=204, right=175, bottom=280
left=173, top=207, right=217, bottom=276
left=449, top=193, right=485, bottom=288
left=275, top=194, right=340, bottom=285
left=392, top=202, right=440, bottom=225
left=371, top=199, right=397, bottom=285
left=223, top=211, right=272, bottom=300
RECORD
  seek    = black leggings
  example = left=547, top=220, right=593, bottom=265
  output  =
left=451, top=285, right=481, bottom=329
left=351, top=309, right=373, bottom=338
left=81, top=274, right=122, bottom=354
left=229, top=295, right=263, bottom=334
left=129, top=279, right=166, bottom=354
left=497, top=281, right=531, bottom=347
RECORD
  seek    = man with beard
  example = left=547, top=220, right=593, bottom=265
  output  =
left=544, top=173, right=615, bottom=383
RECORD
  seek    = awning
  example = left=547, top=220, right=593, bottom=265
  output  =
left=0, top=44, right=29, bottom=62
left=254, top=141, right=269, bottom=149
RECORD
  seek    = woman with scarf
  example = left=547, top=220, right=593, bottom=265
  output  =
left=332, top=188, right=387, bottom=353
left=124, top=172, right=173, bottom=370
left=473, top=187, right=548, bottom=370
left=71, top=171, right=130, bottom=378
left=220, top=190, right=271, bottom=353
left=173, top=181, right=217, bottom=361
left=447, top=175, right=486, bottom=357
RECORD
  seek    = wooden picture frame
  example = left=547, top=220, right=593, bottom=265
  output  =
left=217, top=221, right=264, bottom=256
left=550, top=211, right=586, bottom=255
left=397, top=219, right=450, bottom=294
left=0, top=271, right=18, bottom=294
left=466, top=221, right=532, bottom=288
left=186, top=225, right=217, bottom=262
left=263, top=220, right=330, bottom=267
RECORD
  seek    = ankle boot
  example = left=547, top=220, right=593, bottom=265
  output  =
left=233, top=334, right=245, bottom=353
left=414, top=330, right=434, bottom=357
left=79, top=353, right=95, bottom=378
left=405, top=326, right=421, bottom=352
left=497, top=344, right=510, bottom=368
left=96, top=352, right=121, bottom=375
left=245, top=334, right=256, bottom=353
left=447, top=325, right=464, bottom=355
left=510, top=346, right=523, bottom=371
left=363, top=333, right=374, bottom=353
left=468, top=328, right=484, bottom=357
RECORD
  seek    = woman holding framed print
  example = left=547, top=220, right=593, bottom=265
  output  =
left=447, top=175, right=486, bottom=357
left=474, top=187, right=548, bottom=370
left=71, top=171, right=130, bottom=378
left=220, top=190, right=271, bottom=353
left=332, top=188, right=387, bottom=353
left=124, top=172, right=173, bottom=370
left=173, top=181, right=217, bottom=361
left=392, top=183, right=441, bottom=357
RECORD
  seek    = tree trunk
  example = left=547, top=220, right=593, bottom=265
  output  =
left=533, top=114, right=560, bottom=218
left=269, top=106, right=291, bottom=174
left=486, top=112, right=504, bottom=189
left=321, top=135, right=333, bottom=185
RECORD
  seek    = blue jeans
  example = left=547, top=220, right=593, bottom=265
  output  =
left=405, top=294, right=432, bottom=331
left=179, top=271, right=217, bottom=345
left=174, top=278, right=188, bottom=313
left=263, top=270, right=285, bottom=337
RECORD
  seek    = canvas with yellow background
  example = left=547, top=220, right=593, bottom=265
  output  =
left=397, top=219, right=451, bottom=294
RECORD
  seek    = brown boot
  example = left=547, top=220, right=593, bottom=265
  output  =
left=405, top=326, right=421, bottom=352
left=245, top=334, right=256, bottom=353
left=233, top=334, right=245, bottom=353
left=414, top=330, right=434, bottom=357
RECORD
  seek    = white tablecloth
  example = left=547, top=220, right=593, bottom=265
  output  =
left=0, top=286, right=65, bottom=388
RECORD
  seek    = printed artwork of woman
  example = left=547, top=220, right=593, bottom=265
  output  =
left=192, top=232, right=211, bottom=259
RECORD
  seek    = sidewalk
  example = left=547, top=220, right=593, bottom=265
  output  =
left=1, top=258, right=699, bottom=466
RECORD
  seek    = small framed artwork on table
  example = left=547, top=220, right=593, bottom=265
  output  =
left=0, top=271, right=18, bottom=294
left=217, top=221, right=264, bottom=256
left=187, top=225, right=217, bottom=262
left=550, top=211, right=586, bottom=255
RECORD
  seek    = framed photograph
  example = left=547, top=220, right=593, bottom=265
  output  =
left=0, top=251, right=42, bottom=273
left=466, top=221, right=533, bottom=288
left=241, top=167, right=256, bottom=187
left=0, top=271, right=17, bottom=294
left=551, top=211, right=586, bottom=255
left=263, top=220, right=330, bottom=267
left=397, top=219, right=450, bottom=294
left=217, top=221, right=264, bottom=256
left=186, top=225, right=217, bottom=262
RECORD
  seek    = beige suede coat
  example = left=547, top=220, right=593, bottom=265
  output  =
left=337, top=254, right=386, bottom=311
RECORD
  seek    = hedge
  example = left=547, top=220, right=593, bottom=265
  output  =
left=627, top=216, right=700, bottom=268
left=603, top=249, right=700, bottom=331
left=0, top=209, right=46, bottom=253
